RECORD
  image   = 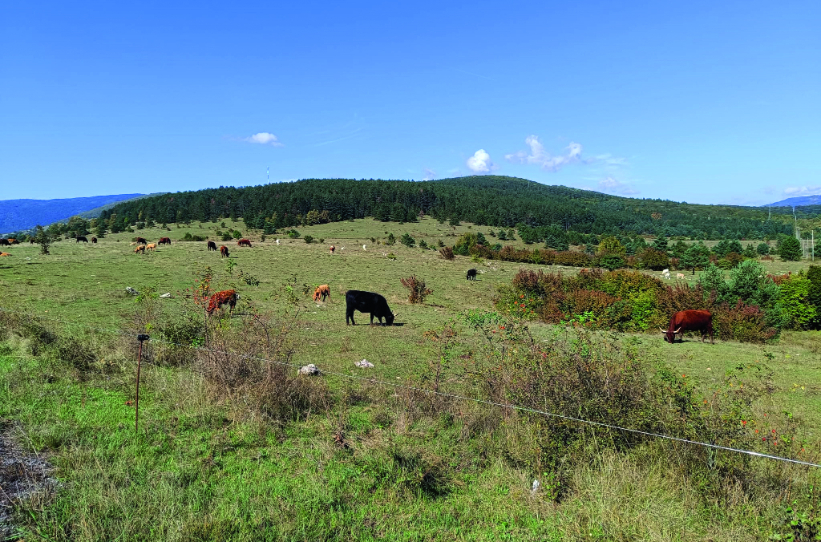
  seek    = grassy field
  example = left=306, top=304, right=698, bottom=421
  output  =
left=1, top=218, right=820, bottom=541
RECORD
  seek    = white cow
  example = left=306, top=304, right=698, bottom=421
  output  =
left=661, top=268, right=671, bottom=279
left=276, top=239, right=280, bottom=245
left=362, top=244, right=367, bottom=251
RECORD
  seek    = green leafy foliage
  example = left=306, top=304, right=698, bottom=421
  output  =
left=779, top=236, right=803, bottom=261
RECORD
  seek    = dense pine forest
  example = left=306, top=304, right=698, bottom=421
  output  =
left=96, top=176, right=797, bottom=240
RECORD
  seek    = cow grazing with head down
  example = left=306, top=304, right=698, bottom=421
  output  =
left=237, top=239, right=252, bottom=247
left=0, top=252, right=11, bottom=257
left=329, top=245, right=335, bottom=254
left=0, top=239, right=8, bottom=246
left=91, top=237, right=97, bottom=244
left=313, top=284, right=331, bottom=302
left=220, top=245, right=229, bottom=258
left=661, top=310, right=714, bottom=344
left=76, top=236, right=88, bottom=243
left=158, top=237, right=171, bottom=245
left=145, top=243, right=157, bottom=251
left=207, top=240, right=217, bottom=251
left=345, top=290, right=396, bottom=326
left=206, top=290, right=239, bottom=315
left=134, top=245, right=146, bottom=254
left=466, top=268, right=477, bottom=281
left=135, top=237, right=147, bottom=245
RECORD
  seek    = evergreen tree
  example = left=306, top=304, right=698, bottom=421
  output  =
left=757, top=242, right=770, bottom=256
left=779, top=236, right=802, bottom=261
left=681, top=242, right=711, bottom=275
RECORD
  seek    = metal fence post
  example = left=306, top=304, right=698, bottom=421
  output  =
left=135, top=334, right=150, bottom=434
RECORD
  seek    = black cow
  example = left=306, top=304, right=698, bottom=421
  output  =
left=207, top=240, right=217, bottom=251
left=345, top=290, right=396, bottom=326
left=76, top=236, right=88, bottom=243
left=466, top=268, right=477, bottom=280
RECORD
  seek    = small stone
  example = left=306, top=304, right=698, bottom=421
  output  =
left=355, top=359, right=374, bottom=369
left=531, top=479, right=540, bottom=493
left=298, top=364, right=320, bottom=376
left=159, top=293, right=172, bottom=298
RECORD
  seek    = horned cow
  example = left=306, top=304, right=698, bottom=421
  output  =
left=345, top=290, right=396, bottom=326
left=661, top=310, right=714, bottom=344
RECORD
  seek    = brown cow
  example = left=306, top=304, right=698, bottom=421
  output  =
left=206, top=290, right=239, bottom=315
left=237, top=239, right=252, bottom=247
left=145, top=243, right=157, bottom=251
left=135, top=237, right=147, bottom=245
left=207, top=240, right=217, bottom=251
left=158, top=237, right=171, bottom=245
left=7, top=239, right=17, bottom=245
left=220, top=245, right=229, bottom=258
left=661, top=310, right=714, bottom=344
left=313, top=284, right=331, bottom=302
left=134, top=245, right=146, bottom=254
left=0, top=252, right=11, bottom=257
left=91, top=237, right=97, bottom=243
left=329, top=245, right=335, bottom=254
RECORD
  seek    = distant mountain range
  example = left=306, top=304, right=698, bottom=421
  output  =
left=0, top=194, right=144, bottom=234
left=767, top=195, right=821, bottom=207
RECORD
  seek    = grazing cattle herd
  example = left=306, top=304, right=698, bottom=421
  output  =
left=0, top=231, right=723, bottom=342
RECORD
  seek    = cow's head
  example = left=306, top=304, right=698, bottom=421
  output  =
left=661, top=327, right=681, bottom=343
left=386, top=312, right=397, bottom=326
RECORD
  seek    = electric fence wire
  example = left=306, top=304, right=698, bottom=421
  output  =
left=0, top=306, right=819, bottom=469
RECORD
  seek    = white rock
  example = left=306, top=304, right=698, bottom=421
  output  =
left=298, top=364, right=320, bottom=376
left=531, top=479, right=540, bottom=493
left=159, top=293, right=172, bottom=298
left=355, top=359, right=374, bottom=369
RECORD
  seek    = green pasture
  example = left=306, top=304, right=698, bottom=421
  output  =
left=1, top=218, right=821, bottom=541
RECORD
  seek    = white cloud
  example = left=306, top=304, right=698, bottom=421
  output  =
left=783, top=186, right=821, bottom=196
left=467, top=149, right=493, bottom=173
left=422, top=168, right=436, bottom=181
left=598, top=176, right=639, bottom=195
left=244, top=132, right=283, bottom=146
left=505, top=135, right=590, bottom=172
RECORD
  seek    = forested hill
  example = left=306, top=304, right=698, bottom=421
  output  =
left=0, top=193, right=142, bottom=234
left=99, top=176, right=794, bottom=238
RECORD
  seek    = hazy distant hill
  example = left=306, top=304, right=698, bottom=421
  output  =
left=767, top=195, right=821, bottom=207
left=0, top=194, right=143, bottom=233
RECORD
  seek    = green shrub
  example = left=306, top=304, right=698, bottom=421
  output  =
left=779, top=236, right=802, bottom=261
left=303, top=235, right=314, bottom=244
left=774, top=274, right=816, bottom=330
left=400, top=233, right=415, bottom=248
left=757, top=242, right=771, bottom=256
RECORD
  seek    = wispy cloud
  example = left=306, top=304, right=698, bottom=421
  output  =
left=783, top=186, right=821, bottom=196
left=598, top=176, right=639, bottom=195
left=244, top=132, right=283, bottom=146
left=422, top=168, right=437, bottom=180
left=467, top=149, right=494, bottom=173
left=505, top=135, right=592, bottom=172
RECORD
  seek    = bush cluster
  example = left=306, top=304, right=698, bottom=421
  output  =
left=498, top=265, right=787, bottom=342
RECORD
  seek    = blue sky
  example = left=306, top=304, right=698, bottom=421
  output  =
left=1, top=1, right=819, bottom=204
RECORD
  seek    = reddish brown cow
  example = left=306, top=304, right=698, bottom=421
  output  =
left=220, top=245, right=229, bottom=258
left=0, top=252, right=11, bottom=257
left=313, top=284, right=331, bottom=302
left=661, top=310, right=714, bottom=344
left=135, top=237, right=147, bottom=245
left=6, top=239, right=17, bottom=245
left=329, top=245, right=335, bottom=254
left=91, top=237, right=97, bottom=243
left=206, top=290, right=239, bottom=315
left=158, top=237, right=171, bottom=245
left=207, top=240, right=217, bottom=251
left=237, top=239, right=252, bottom=247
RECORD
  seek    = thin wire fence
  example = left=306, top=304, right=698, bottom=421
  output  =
left=0, top=306, right=819, bottom=469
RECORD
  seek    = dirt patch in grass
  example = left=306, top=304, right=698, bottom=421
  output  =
left=0, top=421, right=57, bottom=539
